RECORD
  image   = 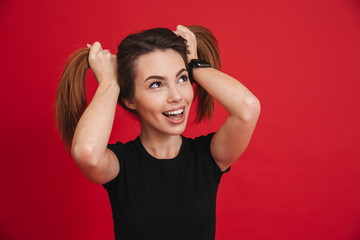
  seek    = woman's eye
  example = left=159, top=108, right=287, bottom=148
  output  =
left=178, top=75, right=188, bottom=83
left=149, top=81, right=162, bottom=88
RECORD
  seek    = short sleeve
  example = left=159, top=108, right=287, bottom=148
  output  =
left=103, top=142, right=125, bottom=190
left=196, top=133, right=231, bottom=184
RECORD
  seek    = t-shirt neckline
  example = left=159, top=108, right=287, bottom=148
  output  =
left=136, top=135, right=186, bottom=162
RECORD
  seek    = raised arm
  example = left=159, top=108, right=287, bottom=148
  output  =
left=71, top=42, right=120, bottom=184
left=193, top=68, right=260, bottom=171
left=174, top=25, right=261, bottom=171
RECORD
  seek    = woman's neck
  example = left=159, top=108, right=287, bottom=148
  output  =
left=139, top=130, right=182, bottom=159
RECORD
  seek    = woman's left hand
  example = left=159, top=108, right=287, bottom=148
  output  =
left=173, top=25, right=198, bottom=62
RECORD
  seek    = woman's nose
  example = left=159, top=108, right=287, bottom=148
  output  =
left=167, top=85, right=182, bottom=103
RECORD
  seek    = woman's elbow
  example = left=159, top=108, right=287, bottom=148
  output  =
left=71, top=144, right=107, bottom=184
left=71, top=144, right=100, bottom=169
left=238, top=96, right=261, bottom=122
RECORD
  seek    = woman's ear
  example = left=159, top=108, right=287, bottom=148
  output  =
left=123, top=98, right=136, bottom=110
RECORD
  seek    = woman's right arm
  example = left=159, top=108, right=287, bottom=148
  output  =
left=71, top=42, right=120, bottom=185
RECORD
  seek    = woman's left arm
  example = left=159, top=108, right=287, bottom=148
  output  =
left=174, top=25, right=261, bottom=171
left=194, top=67, right=261, bottom=172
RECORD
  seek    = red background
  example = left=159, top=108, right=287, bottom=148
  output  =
left=1, top=0, right=360, bottom=239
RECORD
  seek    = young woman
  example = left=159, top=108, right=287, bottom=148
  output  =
left=56, top=25, right=260, bottom=240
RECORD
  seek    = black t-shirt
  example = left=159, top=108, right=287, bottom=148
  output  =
left=103, top=133, right=230, bottom=240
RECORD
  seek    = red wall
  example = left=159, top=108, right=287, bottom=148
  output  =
left=1, top=0, right=360, bottom=239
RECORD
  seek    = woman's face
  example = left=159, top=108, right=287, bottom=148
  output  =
left=128, top=49, right=194, bottom=137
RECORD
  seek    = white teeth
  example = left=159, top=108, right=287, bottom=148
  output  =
left=164, top=108, right=184, bottom=115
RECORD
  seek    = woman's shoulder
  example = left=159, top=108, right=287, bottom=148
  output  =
left=182, top=132, right=215, bottom=144
left=180, top=132, right=215, bottom=153
left=107, top=136, right=141, bottom=157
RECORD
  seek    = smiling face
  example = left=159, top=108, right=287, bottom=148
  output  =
left=125, top=49, right=194, bottom=138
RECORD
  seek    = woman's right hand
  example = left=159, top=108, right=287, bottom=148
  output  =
left=87, top=42, right=118, bottom=86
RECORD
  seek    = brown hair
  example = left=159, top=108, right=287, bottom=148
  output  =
left=188, top=25, right=221, bottom=122
left=55, top=25, right=221, bottom=149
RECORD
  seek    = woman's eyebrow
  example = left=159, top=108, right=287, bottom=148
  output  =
left=176, top=68, right=187, bottom=77
left=144, top=68, right=187, bottom=82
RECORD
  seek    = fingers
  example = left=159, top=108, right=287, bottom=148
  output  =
left=85, top=42, right=118, bottom=85
left=87, top=42, right=115, bottom=69
left=174, top=25, right=194, bottom=36
left=173, top=24, right=198, bottom=61
left=102, top=49, right=110, bottom=55
left=89, top=41, right=102, bottom=57
left=173, top=25, right=195, bottom=44
left=88, top=42, right=115, bottom=60
left=176, top=25, right=192, bottom=33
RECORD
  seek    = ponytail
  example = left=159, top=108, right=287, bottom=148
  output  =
left=55, top=48, right=90, bottom=150
left=187, top=25, right=221, bottom=123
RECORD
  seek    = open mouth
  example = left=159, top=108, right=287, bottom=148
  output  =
left=162, top=108, right=184, bottom=120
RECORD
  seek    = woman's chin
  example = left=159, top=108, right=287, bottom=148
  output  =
left=163, top=122, right=187, bottom=136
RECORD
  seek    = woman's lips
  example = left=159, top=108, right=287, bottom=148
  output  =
left=162, top=107, right=184, bottom=116
left=162, top=107, right=185, bottom=122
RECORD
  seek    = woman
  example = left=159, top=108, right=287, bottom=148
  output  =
left=56, top=25, right=260, bottom=240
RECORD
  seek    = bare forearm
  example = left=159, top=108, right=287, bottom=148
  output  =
left=193, top=68, right=260, bottom=120
left=71, top=81, right=120, bottom=164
